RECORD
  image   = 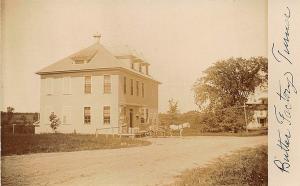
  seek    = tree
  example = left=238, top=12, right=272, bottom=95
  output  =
left=167, top=98, right=179, bottom=125
left=193, top=57, right=267, bottom=132
left=6, top=106, right=15, bottom=124
left=193, top=57, right=267, bottom=110
left=49, top=112, right=60, bottom=133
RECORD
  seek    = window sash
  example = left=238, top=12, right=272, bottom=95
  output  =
left=104, top=75, right=111, bottom=94
left=136, top=81, right=139, bottom=96
left=142, top=83, right=144, bottom=97
left=63, top=77, right=71, bottom=94
left=123, top=77, right=127, bottom=94
left=130, top=79, right=133, bottom=95
left=84, top=76, right=91, bottom=94
left=84, top=107, right=91, bottom=124
left=103, top=106, right=110, bottom=124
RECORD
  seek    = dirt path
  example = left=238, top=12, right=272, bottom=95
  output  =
left=2, top=136, right=267, bottom=186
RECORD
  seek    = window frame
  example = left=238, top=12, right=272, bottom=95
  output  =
left=62, top=106, right=72, bottom=125
left=63, top=77, right=72, bottom=95
left=130, top=79, right=134, bottom=95
left=123, top=76, right=127, bottom=94
left=84, top=76, right=91, bottom=94
left=136, top=81, right=139, bottom=96
left=103, top=75, right=111, bottom=94
left=84, top=107, right=91, bottom=124
left=142, top=82, right=144, bottom=97
left=103, top=106, right=111, bottom=125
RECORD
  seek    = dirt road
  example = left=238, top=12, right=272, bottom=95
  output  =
left=2, top=136, right=267, bottom=186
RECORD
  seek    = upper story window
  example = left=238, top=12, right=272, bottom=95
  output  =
left=74, top=60, right=85, bottom=64
left=84, top=76, right=91, bottom=94
left=103, top=106, right=110, bottom=125
left=46, top=78, right=53, bottom=95
left=139, top=64, right=142, bottom=73
left=84, top=107, right=91, bottom=124
left=146, top=66, right=149, bottom=75
left=131, top=63, right=134, bottom=70
left=123, top=76, right=127, bottom=94
left=136, top=81, right=139, bottom=96
left=130, top=79, right=134, bottom=95
left=142, top=83, right=144, bottom=97
left=104, top=75, right=111, bottom=94
left=63, top=77, right=72, bottom=95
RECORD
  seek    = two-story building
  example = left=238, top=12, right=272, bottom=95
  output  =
left=246, top=83, right=268, bottom=130
left=36, top=37, right=160, bottom=134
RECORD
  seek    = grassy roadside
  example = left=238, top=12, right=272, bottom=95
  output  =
left=181, top=128, right=268, bottom=137
left=1, top=133, right=151, bottom=156
left=170, top=145, right=267, bottom=186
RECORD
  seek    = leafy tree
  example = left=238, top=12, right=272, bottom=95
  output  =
left=193, top=57, right=267, bottom=132
left=49, top=112, right=60, bottom=133
left=193, top=57, right=267, bottom=110
left=167, top=98, right=179, bottom=124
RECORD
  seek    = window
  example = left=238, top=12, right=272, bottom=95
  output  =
left=131, top=63, right=134, bottom=69
left=140, top=108, right=145, bottom=124
left=142, top=83, right=144, bottom=97
left=74, top=60, right=85, bottom=64
left=139, top=64, right=142, bottom=72
left=104, top=75, right=111, bottom=94
left=84, top=76, right=91, bottom=94
left=103, top=106, right=110, bottom=125
left=46, top=78, right=53, bottom=95
left=130, top=79, right=133, bottom=95
left=123, top=76, right=127, bottom=94
left=63, top=77, right=72, bottom=94
left=62, top=106, right=71, bottom=124
left=84, top=107, right=91, bottom=124
left=136, top=81, right=139, bottom=96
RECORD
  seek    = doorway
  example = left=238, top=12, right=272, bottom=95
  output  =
left=129, top=109, right=133, bottom=128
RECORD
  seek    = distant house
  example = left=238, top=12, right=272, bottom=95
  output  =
left=246, top=83, right=268, bottom=130
left=36, top=36, right=160, bottom=134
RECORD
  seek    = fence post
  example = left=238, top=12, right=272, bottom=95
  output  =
left=243, top=102, right=248, bottom=132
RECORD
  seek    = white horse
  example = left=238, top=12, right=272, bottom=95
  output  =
left=169, top=122, right=191, bottom=136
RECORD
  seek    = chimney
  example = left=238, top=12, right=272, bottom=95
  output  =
left=93, top=33, right=101, bottom=43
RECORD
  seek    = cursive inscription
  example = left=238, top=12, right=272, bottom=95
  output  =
left=272, top=7, right=291, bottom=64
left=272, top=6, right=297, bottom=174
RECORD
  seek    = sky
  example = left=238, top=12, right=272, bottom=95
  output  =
left=1, top=0, right=267, bottom=113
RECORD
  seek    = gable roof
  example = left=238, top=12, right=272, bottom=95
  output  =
left=36, top=42, right=160, bottom=83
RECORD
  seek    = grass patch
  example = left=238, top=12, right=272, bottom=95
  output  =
left=181, top=128, right=267, bottom=137
left=1, top=133, right=151, bottom=156
left=170, top=145, right=267, bottom=186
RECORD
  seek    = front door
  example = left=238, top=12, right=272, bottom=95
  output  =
left=129, top=109, right=133, bottom=128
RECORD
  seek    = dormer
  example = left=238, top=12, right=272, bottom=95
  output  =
left=115, top=54, right=150, bottom=75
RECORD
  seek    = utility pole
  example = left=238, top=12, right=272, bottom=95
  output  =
left=243, top=102, right=248, bottom=132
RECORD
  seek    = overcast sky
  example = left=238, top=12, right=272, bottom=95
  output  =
left=1, top=0, right=267, bottom=113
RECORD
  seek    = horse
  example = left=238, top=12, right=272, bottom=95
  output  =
left=169, top=122, right=191, bottom=136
